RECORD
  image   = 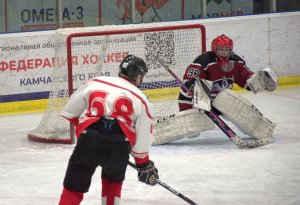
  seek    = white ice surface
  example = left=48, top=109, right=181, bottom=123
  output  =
left=0, top=87, right=300, bottom=205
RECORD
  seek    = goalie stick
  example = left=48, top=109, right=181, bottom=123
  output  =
left=128, top=161, right=198, bottom=205
left=155, top=56, right=272, bottom=149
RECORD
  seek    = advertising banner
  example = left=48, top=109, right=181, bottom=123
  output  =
left=207, top=0, right=253, bottom=18
left=5, top=0, right=99, bottom=32
left=0, top=32, right=55, bottom=102
left=0, top=0, right=5, bottom=33
left=101, top=0, right=181, bottom=25
left=183, top=0, right=202, bottom=20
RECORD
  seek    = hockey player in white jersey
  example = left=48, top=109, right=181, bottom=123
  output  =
left=58, top=55, right=158, bottom=205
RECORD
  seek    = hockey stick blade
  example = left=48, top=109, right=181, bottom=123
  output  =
left=128, top=161, right=199, bottom=205
left=155, top=56, right=272, bottom=149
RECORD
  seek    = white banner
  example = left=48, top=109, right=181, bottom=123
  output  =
left=0, top=32, right=55, bottom=97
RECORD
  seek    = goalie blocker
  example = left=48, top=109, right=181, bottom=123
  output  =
left=212, top=89, right=276, bottom=140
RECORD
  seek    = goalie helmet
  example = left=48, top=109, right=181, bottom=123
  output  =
left=119, top=55, right=148, bottom=85
left=211, top=34, right=233, bottom=62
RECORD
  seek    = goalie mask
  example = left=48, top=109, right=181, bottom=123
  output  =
left=119, top=55, right=148, bottom=86
left=211, top=34, right=234, bottom=72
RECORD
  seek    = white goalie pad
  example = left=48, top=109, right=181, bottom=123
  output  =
left=212, top=89, right=276, bottom=139
left=152, top=109, right=215, bottom=145
left=247, top=67, right=278, bottom=94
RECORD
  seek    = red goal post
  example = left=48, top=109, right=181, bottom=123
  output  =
left=28, top=22, right=206, bottom=144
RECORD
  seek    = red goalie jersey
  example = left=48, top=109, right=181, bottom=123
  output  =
left=178, top=51, right=254, bottom=111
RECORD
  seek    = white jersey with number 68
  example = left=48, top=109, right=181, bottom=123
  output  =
left=62, top=76, right=154, bottom=164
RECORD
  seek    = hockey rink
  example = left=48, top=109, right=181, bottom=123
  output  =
left=0, top=87, right=300, bottom=205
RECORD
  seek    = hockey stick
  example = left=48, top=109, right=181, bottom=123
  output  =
left=128, top=161, right=198, bottom=205
left=155, top=56, right=272, bottom=149
left=95, top=35, right=110, bottom=76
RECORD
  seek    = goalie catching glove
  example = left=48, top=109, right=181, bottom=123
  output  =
left=136, top=160, right=158, bottom=186
left=247, top=67, right=278, bottom=94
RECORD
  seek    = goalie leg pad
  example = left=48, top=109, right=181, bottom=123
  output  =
left=212, top=89, right=276, bottom=139
left=152, top=109, right=215, bottom=145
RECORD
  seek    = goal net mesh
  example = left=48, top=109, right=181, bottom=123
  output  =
left=28, top=22, right=206, bottom=144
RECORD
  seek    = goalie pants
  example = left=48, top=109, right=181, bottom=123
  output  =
left=60, top=118, right=131, bottom=205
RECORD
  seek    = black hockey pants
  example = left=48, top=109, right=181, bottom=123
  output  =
left=63, top=117, right=131, bottom=193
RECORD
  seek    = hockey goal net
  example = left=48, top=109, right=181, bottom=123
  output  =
left=28, top=22, right=206, bottom=144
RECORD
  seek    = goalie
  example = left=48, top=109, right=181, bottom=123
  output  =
left=153, top=34, right=278, bottom=145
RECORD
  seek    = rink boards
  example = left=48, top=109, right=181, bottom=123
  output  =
left=1, top=75, right=299, bottom=115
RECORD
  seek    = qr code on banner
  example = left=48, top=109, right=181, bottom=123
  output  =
left=144, top=31, right=175, bottom=70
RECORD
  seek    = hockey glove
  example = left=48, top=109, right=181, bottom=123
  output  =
left=136, top=160, right=158, bottom=186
